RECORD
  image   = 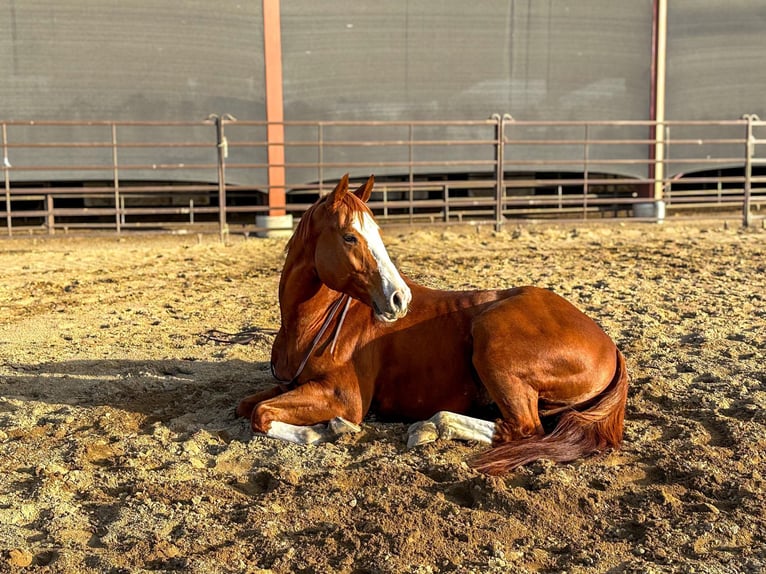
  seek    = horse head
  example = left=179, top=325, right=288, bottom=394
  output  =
left=293, top=174, right=411, bottom=322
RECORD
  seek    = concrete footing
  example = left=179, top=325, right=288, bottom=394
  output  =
left=255, top=214, right=294, bottom=238
left=633, top=200, right=666, bottom=222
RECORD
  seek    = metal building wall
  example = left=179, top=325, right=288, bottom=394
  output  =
left=280, top=0, right=653, bottom=181
left=2, top=1, right=765, bottom=186
left=665, top=0, right=766, bottom=177
left=0, top=1, right=265, bottom=183
left=282, top=1, right=651, bottom=121
left=1, top=1, right=264, bottom=120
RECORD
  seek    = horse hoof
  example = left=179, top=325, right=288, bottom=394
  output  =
left=329, top=417, right=361, bottom=435
left=406, top=421, right=438, bottom=448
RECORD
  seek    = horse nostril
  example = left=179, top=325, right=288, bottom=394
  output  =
left=391, top=290, right=405, bottom=311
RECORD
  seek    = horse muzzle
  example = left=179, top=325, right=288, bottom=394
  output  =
left=373, top=286, right=411, bottom=323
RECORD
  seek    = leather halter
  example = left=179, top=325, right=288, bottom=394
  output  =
left=271, top=293, right=352, bottom=393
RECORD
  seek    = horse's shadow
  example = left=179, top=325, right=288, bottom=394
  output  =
left=0, top=358, right=274, bottom=437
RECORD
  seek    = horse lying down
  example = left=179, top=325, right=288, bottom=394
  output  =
left=236, top=174, right=628, bottom=475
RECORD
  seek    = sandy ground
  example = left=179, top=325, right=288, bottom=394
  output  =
left=0, top=221, right=764, bottom=574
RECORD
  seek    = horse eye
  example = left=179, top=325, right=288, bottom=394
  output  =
left=343, top=233, right=358, bottom=245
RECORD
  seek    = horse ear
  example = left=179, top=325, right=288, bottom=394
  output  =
left=353, top=175, right=375, bottom=203
left=328, top=174, right=350, bottom=210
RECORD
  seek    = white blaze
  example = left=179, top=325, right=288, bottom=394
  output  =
left=352, top=212, right=411, bottom=317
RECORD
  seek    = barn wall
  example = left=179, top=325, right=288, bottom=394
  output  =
left=0, top=1, right=764, bottom=185
left=281, top=0, right=651, bottom=122
left=664, top=0, right=766, bottom=176
left=0, top=1, right=265, bottom=184
left=0, top=1, right=264, bottom=121
left=280, top=0, right=653, bottom=181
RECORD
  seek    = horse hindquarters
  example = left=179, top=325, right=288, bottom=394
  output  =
left=466, top=286, right=628, bottom=474
left=471, top=349, right=628, bottom=475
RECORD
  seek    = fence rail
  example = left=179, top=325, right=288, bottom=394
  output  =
left=2, top=116, right=765, bottom=237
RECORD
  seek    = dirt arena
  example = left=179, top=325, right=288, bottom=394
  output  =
left=1, top=221, right=764, bottom=573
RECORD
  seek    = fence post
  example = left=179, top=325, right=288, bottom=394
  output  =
left=583, top=123, right=590, bottom=220
left=408, top=123, right=414, bottom=224
left=493, top=114, right=511, bottom=231
left=492, top=115, right=502, bottom=230
left=2, top=123, right=10, bottom=237
left=213, top=114, right=230, bottom=241
left=111, top=123, right=121, bottom=234
left=742, top=114, right=758, bottom=228
left=46, top=194, right=55, bottom=234
left=317, top=123, right=324, bottom=195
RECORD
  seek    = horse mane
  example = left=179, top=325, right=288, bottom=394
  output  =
left=285, top=190, right=373, bottom=254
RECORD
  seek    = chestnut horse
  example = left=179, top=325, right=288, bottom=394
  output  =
left=237, top=174, right=628, bottom=474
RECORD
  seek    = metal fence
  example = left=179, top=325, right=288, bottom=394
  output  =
left=2, top=116, right=765, bottom=238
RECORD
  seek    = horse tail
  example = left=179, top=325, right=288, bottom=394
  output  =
left=471, top=349, right=628, bottom=476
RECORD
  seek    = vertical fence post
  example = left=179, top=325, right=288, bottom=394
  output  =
left=492, top=114, right=502, bottom=230
left=742, top=114, right=758, bottom=228
left=213, top=114, right=229, bottom=241
left=664, top=124, right=672, bottom=206
left=111, top=123, right=121, bottom=234
left=653, top=0, right=668, bottom=204
left=583, top=123, right=590, bottom=220
left=408, top=123, right=414, bottom=224
left=444, top=183, right=450, bottom=223
left=317, top=123, right=324, bottom=196
left=2, top=123, right=10, bottom=237
left=492, top=114, right=510, bottom=231
left=46, top=195, right=54, bottom=234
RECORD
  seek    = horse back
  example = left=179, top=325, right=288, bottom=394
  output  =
left=470, top=285, right=618, bottom=405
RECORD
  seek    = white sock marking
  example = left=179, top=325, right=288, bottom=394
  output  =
left=265, top=417, right=361, bottom=445
left=407, top=411, right=496, bottom=448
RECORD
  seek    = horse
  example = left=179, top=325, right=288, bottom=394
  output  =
left=236, top=174, right=628, bottom=474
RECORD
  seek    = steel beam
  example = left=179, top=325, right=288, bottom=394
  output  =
left=263, top=0, right=286, bottom=216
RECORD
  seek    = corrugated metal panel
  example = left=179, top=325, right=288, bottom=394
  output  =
left=2, top=1, right=764, bottom=185
left=1, top=1, right=263, bottom=120
left=665, top=0, right=766, bottom=176
left=281, top=0, right=653, bottom=180
left=0, top=1, right=265, bottom=184
left=282, top=1, right=651, bottom=122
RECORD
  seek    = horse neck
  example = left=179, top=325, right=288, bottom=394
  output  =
left=278, top=249, right=339, bottom=331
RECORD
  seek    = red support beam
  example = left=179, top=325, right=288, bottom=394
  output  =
left=263, top=0, right=286, bottom=215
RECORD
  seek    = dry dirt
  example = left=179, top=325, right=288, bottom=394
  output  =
left=0, top=221, right=764, bottom=574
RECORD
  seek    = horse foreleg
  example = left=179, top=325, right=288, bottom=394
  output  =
left=407, top=411, right=496, bottom=448
left=250, top=380, right=363, bottom=444
left=235, top=386, right=283, bottom=419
